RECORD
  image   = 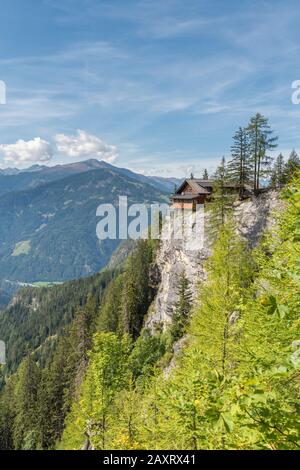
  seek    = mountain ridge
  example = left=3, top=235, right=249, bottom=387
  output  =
left=0, top=166, right=167, bottom=284
left=0, top=158, right=182, bottom=195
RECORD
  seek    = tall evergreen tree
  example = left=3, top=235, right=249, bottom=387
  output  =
left=120, top=241, right=157, bottom=338
left=227, top=127, right=252, bottom=197
left=209, top=157, right=234, bottom=236
left=170, top=272, right=193, bottom=342
left=284, top=149, right=300, bottom=183
left=202, top=169, right=209, bottom=179
left=271, top=153, right=285, bottom=188
left=13, top=357, right=41, bottom=449
left=246, top=113, right=278, bottom=190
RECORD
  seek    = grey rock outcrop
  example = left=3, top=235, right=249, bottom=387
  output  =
left=145, top=191, right=282, bottom=331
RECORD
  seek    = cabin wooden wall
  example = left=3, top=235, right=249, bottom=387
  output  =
left=172, top=195, right=206, bottom=210
left=179, top=182, right=193, bottom=194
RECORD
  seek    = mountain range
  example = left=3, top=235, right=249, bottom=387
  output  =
left=0, top=159, right=181, bottom=195
left=0, top=159, right=181, bottom=302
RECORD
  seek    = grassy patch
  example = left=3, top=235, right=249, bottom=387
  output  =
left=12, top=240, right=31, bottom=257
left=32, top=281, right=63, bottom=287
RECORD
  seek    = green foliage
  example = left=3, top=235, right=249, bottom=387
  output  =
left=0, top=238, right=160, bottom=449
left=227, top=126, right=253, bottom=196
left=209, top=157, right=236, bottom=236
left=283, top=150, right=300, bottom=184
left=170, top=272, right=193, bottom=342
left=202, top=169, right=209, bottom=179
left=59, top=175, right=300, bottom=450
left=246, top=113, right=278, bottom=190
left=129, top=329, right=167, bottom=382
left=118, top=240, right=159, bottom=337
left=0, top=268, right=114, bottom=373
left=59, top=332, right=132, bottom=450
left=12, top=357, right=41, bottom=450
left=271, top=153, right=285, bottom=188
left=138, top=177, right=300, bottom=450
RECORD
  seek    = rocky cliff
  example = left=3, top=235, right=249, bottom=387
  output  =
left=145, top=191, right=282, bottom=331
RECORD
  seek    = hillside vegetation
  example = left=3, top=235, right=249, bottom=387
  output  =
left=0, top=176, right=299, bottom=449
left=58, top=177, right=300, bottom=450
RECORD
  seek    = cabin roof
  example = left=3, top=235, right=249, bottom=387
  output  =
left=175, top=178, right=213, bottom=195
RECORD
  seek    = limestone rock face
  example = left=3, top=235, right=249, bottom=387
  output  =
left=144, top=191, right=282, bottom=331
left=234, top=190, right=282, bottom=247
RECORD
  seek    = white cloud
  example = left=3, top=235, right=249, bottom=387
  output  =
left=0, top=137, right=53, bottom=167
left=55, top=129, right=118, bottom=163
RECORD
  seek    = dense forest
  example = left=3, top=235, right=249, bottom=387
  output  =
left=0, top=114, right=300, bottom=450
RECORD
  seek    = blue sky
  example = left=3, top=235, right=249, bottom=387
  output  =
left=0, top=0, right=300, bottom=176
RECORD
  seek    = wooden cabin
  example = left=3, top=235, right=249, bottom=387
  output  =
left=171, top=177, right=251, bottom=210
left=171, top=178, right=214, bottom=210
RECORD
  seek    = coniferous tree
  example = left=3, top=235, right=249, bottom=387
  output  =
left=209, top=157, right=235, bottom=236
left=271, top=153, right=285, bottom=188
left=284, top=149, right=300, bottom=183
left=170, top=272, right=193, bottom=342
left=97, top=276, right=124, bottom=333
left=227, top=127, right=252, bottom=197
left=13, top=357, right=41, bottom=449
left=120, top=241, right=157, bottom=338
left=202, top=169, right=209, bottom=179
left=0, top=376, right=16, bottom=449
left=246, top=113, right=278, bottom=190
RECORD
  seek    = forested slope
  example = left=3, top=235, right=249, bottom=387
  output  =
left=58, top=178, right=300, bottom=450
left=0, top=269, right=116, bottom=373
left=0, top=239, right=160, bottom=449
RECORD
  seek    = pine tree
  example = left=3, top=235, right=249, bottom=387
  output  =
left=271, top=153, right=285, bottom=188
left=97, top=276, right=124, bottom=333
left=284, top=149, right=300, bottom=183
left=13, top=356, right=41, bottom=449
left=202, top=169, right=209, bottom=179
left=208, top=157, right=235, bottom=236
left=227, top=127, right=252, bottom=197
left=246, top=113, right=278, bottom=190
left=73, top=294, right=96, bottom=386
left=0, top=376, right=16, bottom=449
left=170, top=272, right=193, bottom=342
left=119, top=241, right=157, bottom=338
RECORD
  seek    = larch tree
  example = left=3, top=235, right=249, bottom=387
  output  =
left=202, top=169, right=209, bottom=179
left=227, top=126, right=252, bottom=197
left=246, top=113, right=278, bottom=190
left=271, top=153, right=285, bottom=188
left=284, top=149, right=300, bottom=183
left=208, top=157, right=234, bottom=237
left=170, top=271, right=193, bottom=342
